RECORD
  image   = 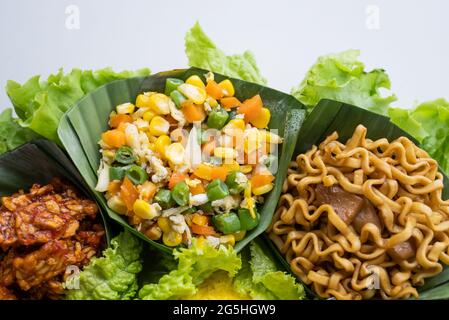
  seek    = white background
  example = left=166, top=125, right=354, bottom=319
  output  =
left=0, top=0, right=448, bottom=111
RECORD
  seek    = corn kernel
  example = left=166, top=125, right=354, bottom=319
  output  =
left=148, top=93, right=170, bottom=115
left=186, top=75, right=205, bottom=89
left=252, top=183, right=274, bottom=195
left=163, top=231, right=182, bottom=247
left=222, top=161, right=240, bottom=172
left=136, top=94, right=152, bottom=108
left=157, top=216, right=171, bottom=233
left=223, top=119, right=245, bottom=136
left=250, top=107, right=271, bottom=129
left=192, top=213, right=208, bottom=226
left=218, top=79, right=235, bottom=97
left=193, top=163, right=213, bottom=181
left=143, top=110, right=156, bottom=122
left=155, top=135, right=171, bottom=157
left=145, top=225, right=162, bottom=240
left=206, top=96, right=218, bottom=108
left=214, top=147, right=237, bottom=159
left=239, top=165, right=253, bottom=174
left=107, top=195, right=128, bottom=215
left=220, top=234, right=235, bottom=246
left=149, top=116, right=170, bottom=136
left=177, top=83, right=207, bottom=104
left=263, top=130, right=283, bottom=144
left=116, top=102, right=135, bottom=114
left=232, top=230, right=246, bottom=241
left=165, top=142, right=185, bottom=165
left=133, top=199, right=160, bottom=220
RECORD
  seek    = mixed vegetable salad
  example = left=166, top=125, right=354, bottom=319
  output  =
left=95, top=73, right=282, bottom=247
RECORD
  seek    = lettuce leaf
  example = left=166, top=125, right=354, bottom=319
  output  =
left=0, top=109, right=41, bottom=154
left=66, top=231, right=143, bottom=300
left=389, top=98, right=449, bottom=174
left=291, top=49, right=396, bottom=115
left=6, top=67, right=150, bottom=143
left=234, top=241, right=305, bottom=300
left=138, top=239, right=241, bottom=300
left=185, top=22, right=266, bottom=85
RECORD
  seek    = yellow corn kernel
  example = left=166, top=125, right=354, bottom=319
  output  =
left=165, top=142, right=185, bottom=165
left=149, top=116, right=170, bottom=136
left=143, top=110, right=156, bottom=122
left=220, top=234, right=235, bottom=246
left=186, top=75, right=205, bottom=89
left=263, top=130, right=283, bottom=144
left=133, top=199, right=159, bottom=220
left=163, top=230, right=182, bottom=247
left=244, top=182, right=256, bottom=219
left=103, top=149, right=115, bottom=159
left=148, top=142, right=156, bottom=151
left=232, top=230, right=246, bottom=241
left=116, top=102, right=135, bottom=114
left=157, top=216, right=171, bottom=233
left=192, top=214, right=208, bottom=226
left=218, top=79, right=235, bottom=97
left=252, top=183, right=274, bottom=196
left=177, top=83, right=207, bottom=104
left=145, top=132, right=158, bottom=143
left=145, top=224, right=162, bottom=240
left=239, top=165, right=253, bottom=174
left=250, top=107, right=271, bottom=129
left=148, top=93, right=170, bottom=115
left=193, top=163, right=213, bottom=181
left=107, top=195, right=128, bottom=215
left=223, top=119, right=245, bottom=136
left=155, top=135, right=171, bottom=157
left=206, top=96, right=218, bottom=108
left=136, top=94, right=152, bottom=108
left=222, top=161, right=240, bottom=172
left=214, top=147, right=237, bottom=159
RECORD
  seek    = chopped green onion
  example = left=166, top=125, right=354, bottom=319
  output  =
left=114, top=146, right=136, bottom=165
left=170, top=90, right=187, bottom=109
left=209, top=156, right=222, bottom=166
left=154, top=189, right=175, bottom=209
left=125, top=165, right=148, bottom=185
left=165, top=78, right=184, bottom=96
left=238, top=208, right=260, bottom=231
left=263, top=154, right=278, bottom=174
left=212, top=212, right=241, bottom=234
left=207, top=109, right=229, bottom=129
left=206, top=179, right=229, bottom=201
left=199, top=202, right=213, bottom=213
left=171, top=181, right=190, bottom=206
left=109, top=165, right=130, bottom=181
left=225, top=171, right=248, bottom=195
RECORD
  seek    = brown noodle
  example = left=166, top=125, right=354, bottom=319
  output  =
left=268, top=125, right=449, bottom=300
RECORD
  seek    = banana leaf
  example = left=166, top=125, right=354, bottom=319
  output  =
left=264, top=99, right=449, bottom=300
left=57, top=67, right=306, bottom=253
left=0, top=141, right=112, bottom=242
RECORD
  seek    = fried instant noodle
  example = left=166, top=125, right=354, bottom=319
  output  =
left=268, top=125, right=449, bottom=300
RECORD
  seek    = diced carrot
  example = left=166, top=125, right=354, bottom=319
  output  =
left=189, top=182, right=206, bottom=195
left=102, top=129, right=126, bottom=148
left=109, top=114, right=133, bottom=128
left=182, top=101, right=206, bottom=123
left=206, top=80, right=223, bottom=100
left=107, top=181, right=121, bottom=194
left=250, top=173, right=275, bottom=188
left=169, top=172, right=187, bottom=190
left=120, top=177, right=138, bottom=212
left=237, top=94, right=263, bottom=122
left=202, top=140, right=216, bottom=156
left=140, top=181, right=157, bottom=201
left=117, top=122, right=128, bottom=132
left=193, top=163, right=213, bottom=181
left=220, top=97, right=242, bottom=109
left=191, top=224, right=216, bottom=236
left=211, top=166, right=228, bottom=181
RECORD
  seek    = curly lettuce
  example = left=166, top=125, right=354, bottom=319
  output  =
left=138, top=239, right=241, bottom=300
left=6, top=67, right=150, bottom=143
left=234, top=241, right=305, bottom=300
left=66, top=231, right=143, bottom=300
left=292, top=49, right=396, bottom=115
left=389, top=98, right=449, bottom=174
left=185, top=22, right=266, bottom=85
left=0, top=109, right=40, bottom=154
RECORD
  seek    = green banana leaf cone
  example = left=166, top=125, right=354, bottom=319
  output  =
left=263, top=99, right=449, bottom=300
left=57, top=67, right=306, bottom=253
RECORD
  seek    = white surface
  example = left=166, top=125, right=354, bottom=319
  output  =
left=0, top=0, right=448, bottom=112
